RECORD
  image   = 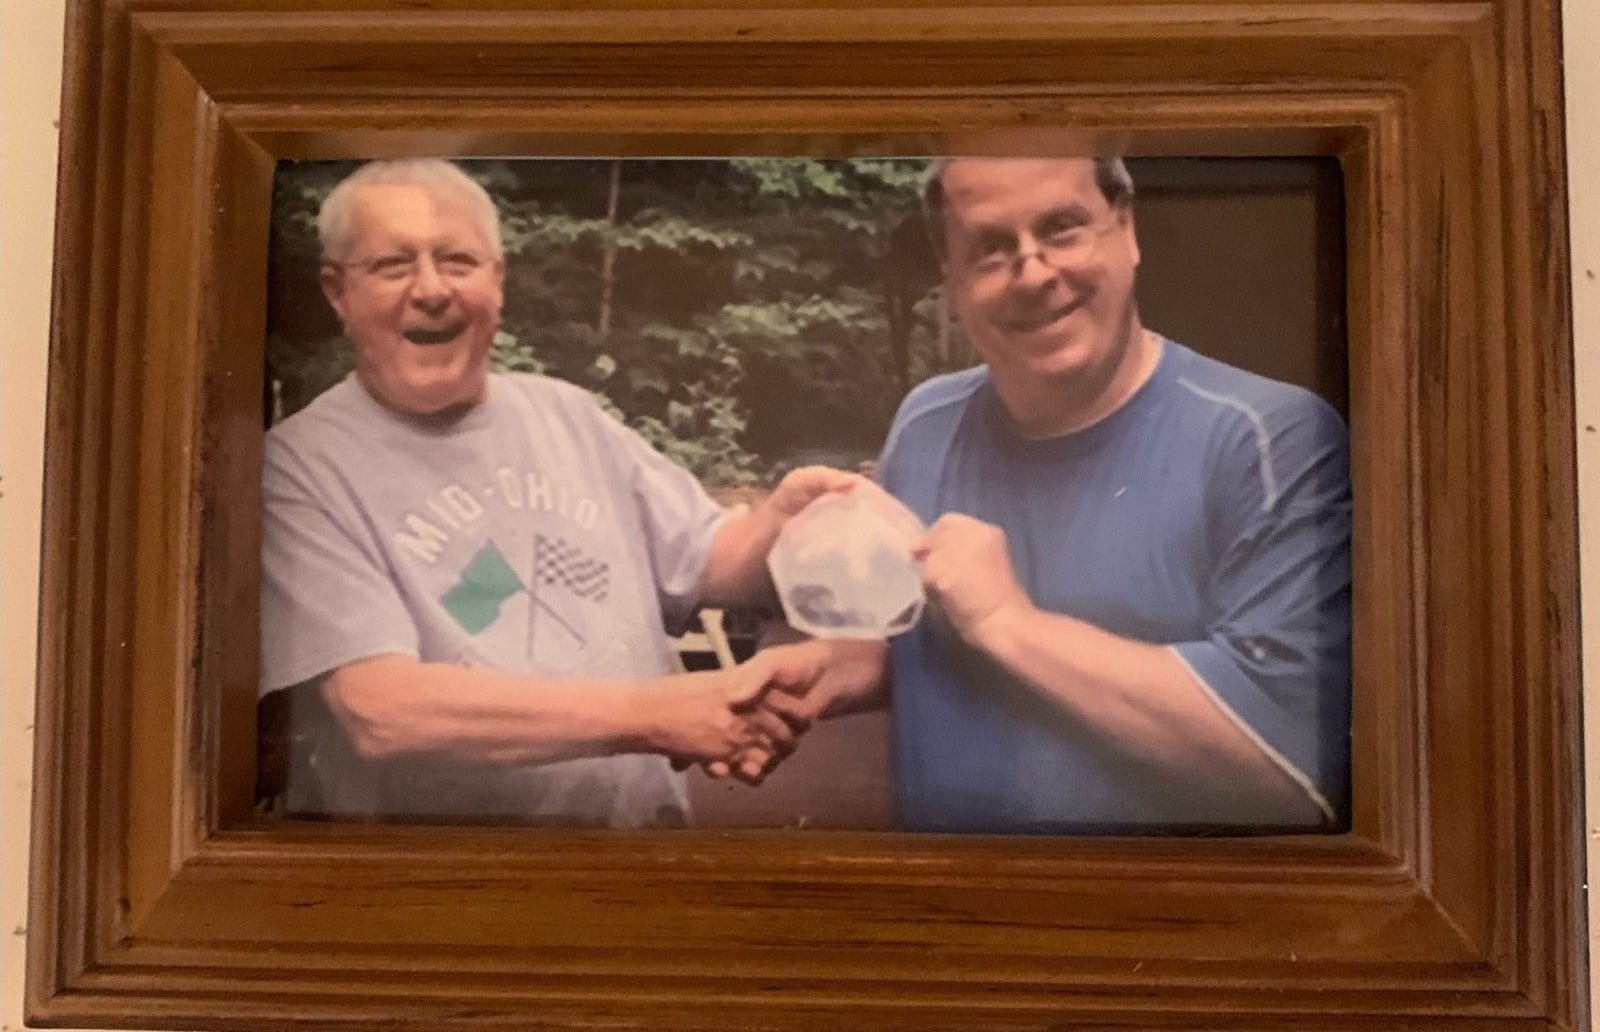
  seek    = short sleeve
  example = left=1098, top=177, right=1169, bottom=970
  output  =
left=259, top=434, right=420, bottom=696
left=874, top=369, right=984, bottom=519
left=1168, top=392, right=1352, bottom=825
left=580, top=405, right=727, bottom=636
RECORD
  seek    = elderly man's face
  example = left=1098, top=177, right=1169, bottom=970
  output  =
left=940, top=158, right=1141, bottom=405
left=321, top=182, right=505, bottom=417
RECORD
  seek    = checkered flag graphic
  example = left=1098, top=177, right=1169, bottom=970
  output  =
left=533, top=534, right=610, bottom=602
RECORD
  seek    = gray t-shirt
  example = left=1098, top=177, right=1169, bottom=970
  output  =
left=260, top=372, right=726, bottom=827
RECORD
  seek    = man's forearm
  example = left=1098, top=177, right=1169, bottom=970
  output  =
left=804, top=638, right=891, bottom=718
left=322, top=654, right=673, bottom=765
left=966, top=606, right=1326, bottom=823
left=699, top=466, right=866, bottom=608
left=699, top=506, right=783, bottom=608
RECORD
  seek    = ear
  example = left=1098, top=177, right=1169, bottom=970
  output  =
left=489, top=256, right=507, bottom=319
left=319, top=262, right=351, bottom=324
left=1115, top=202, right=1141, bottom=269
left=942, top=267, right=974, bottom=338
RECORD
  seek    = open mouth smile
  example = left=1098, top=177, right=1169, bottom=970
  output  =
left=403, top=321, right=467, bottom=345
left=1006, top=300, right=1082, bottom=335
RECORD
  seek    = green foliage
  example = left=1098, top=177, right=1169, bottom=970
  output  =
left=265, top=157, right=965, bottom=487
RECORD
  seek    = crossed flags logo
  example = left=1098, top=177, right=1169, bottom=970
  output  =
left=439, top=535, right=610, bottom=635
left=439, top=541, right=523, bottom=634
left=534, top=534, right=610, bottom=601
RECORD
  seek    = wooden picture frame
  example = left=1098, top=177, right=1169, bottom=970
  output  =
left=27, top=1, right=1581, bottom=1029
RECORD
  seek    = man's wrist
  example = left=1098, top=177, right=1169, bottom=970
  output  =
left=964, top=599, right=1035, bottom=658
left=617, top=679, right=668, bottom=754
left=823, top=639, right=891, bottom=716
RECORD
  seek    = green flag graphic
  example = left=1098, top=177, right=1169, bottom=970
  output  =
left=440, top=541, right=526, bottom=634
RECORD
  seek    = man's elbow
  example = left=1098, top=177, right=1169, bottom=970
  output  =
left=698, top=514, right=776, bottom=610
left=1256, top=767, right=1339, bottom=831
left=321, top=659, right=417, bottom=761
left=697, top=558, right=765, bottom=611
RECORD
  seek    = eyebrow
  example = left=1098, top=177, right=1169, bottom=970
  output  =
left=356, top=242, right=416, bottom=259
left=365, top=252, right=415, bottom=269
left=955, top=201, right=1097, bottom=254
left=962, top=225, right=1016, bottom=253
left=356, top=244, right=484, bottom=265
left=1034, top=203, right=1095, bottom=228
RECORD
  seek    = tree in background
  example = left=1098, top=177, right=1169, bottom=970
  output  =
left=265, top=157, right=967, bottom=490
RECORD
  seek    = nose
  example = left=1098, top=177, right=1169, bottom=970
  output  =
left=1010, top=236, right=1062, bottom=291
left=408, top=256, right=450, bottom=313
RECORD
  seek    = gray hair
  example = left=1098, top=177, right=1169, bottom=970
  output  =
left=317, top=158, right=503, bottom=263
left=922, top=156, right=1135, bottom=259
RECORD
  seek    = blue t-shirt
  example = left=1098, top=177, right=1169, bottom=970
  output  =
left=877, top=340, right=1351, bottom=834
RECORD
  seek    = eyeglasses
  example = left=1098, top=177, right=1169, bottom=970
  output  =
left=962, top=217, right=1118, bottom=283
left=333, top=249, right=496, bottom=290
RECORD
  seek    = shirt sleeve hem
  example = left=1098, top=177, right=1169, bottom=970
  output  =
left=1167, top=644, right=1337, bottom=826
left=661, top=507, right=733, bottom=638
left=259, top=642, right=421, bottom=700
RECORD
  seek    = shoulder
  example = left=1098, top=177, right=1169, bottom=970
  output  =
left=491, top=374, right=670, bottom=482
left=883, top=366, right=988, bottom=456
left=492, top=371, right=617, bottom=425
left=496, top=369, right=582, bottom=399
left=265, top=375, right=368, bottom=463
left=1161, top=343, right=1349, bottom=511
left=1165, top=343, right=1346, bottom=444
left=895, top=365, right=989, bottom=423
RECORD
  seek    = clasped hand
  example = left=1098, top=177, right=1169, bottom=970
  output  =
left=658, top=637, right=890, bottom=784
left=912, top=512, right=1032, bottom=644
left=655, top=662, right=809, bottom=784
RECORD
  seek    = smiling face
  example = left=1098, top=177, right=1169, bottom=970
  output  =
left=939, top=158, right=1149, bottom=431
left=320, top=181, right=505, bottom=417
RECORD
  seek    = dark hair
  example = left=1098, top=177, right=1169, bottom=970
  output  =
left=922, top=157, right=1135, bottom=259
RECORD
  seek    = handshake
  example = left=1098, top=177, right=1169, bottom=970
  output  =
left=647, top=638, right=888, bottom=785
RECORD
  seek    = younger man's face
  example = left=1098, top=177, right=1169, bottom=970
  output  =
left=940, top=158, right=1142, bottom=403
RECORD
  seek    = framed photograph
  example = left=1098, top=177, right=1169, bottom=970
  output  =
left=28, top=1, right=1582, bottom=1029
left=255, top=153, right=1350, bottom=835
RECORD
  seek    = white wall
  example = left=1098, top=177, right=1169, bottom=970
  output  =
left=1571, top=0, right=1600, bottom=1008
left=0, top=2, right=1593, bottom=1028
left=1, top=0, right=68, bottom=1027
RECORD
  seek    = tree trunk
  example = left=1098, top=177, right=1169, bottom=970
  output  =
left=886, top=282, right=911, bottom=401
left=596, top=159, right=622, bottom=347
left=937, top=286, right=952, bottom=367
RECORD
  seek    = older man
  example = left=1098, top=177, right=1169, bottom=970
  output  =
left=760, top=157, right=1351, bottom=834
left=259, top=158, right=847, bottom=827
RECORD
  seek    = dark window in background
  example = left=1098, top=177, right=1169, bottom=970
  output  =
left=1131, top=157, right=1347, bottom=419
